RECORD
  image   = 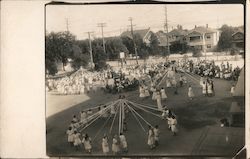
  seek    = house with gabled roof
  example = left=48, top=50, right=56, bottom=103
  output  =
left=120, top=28, right=153, bottom=45
left=232, top=27, right=244, bottom=49
left=185, top=25, right=220, bottom=52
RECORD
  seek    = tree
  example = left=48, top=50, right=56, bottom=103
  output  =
left=148, top=33, right=160, bottom=56
left=71, top=45, right=90, bottom=70
left=121, top=36, right=134, bottom=55
left=217, top=25, right=234, bottom=51
left=45, top=31, right=76, bottom=72
left=105, top=37, right=128, bottom=60
left=92, top=39, right=108, bottom=70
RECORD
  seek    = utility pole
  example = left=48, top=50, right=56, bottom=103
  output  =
left=97, top=23, right=107, bottom=57
left=164, top=5, right=170, bottom=56
left=87, top=32, right=94, bottom=71
left=65, top=18, right=69, bottom=32
left=128, top=17, right=138, bottom=65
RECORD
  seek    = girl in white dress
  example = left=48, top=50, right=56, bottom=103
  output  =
left=171, top=116, right=178, bottom=136
left=102, top=135, right=109, bottom=154
left=82, top=134, right=92, bottom=153
left=202, top=81, right=207, bottom=96
left=144, top=86, right=150, bottom=97
left=151, top=87, right=157, bottom=100
left=147, top=126, right=155, bottom=149
left=112, top=135, right=120, bottom=155
left=160, top=87, right=167, bottom=100
left=207, top=82, right=213, bottom=97
left=155, top=91, right=162, bottom=111
left=188, top=85, right=195, bottom=100
left=230, top=85, right=235, bottom=96
left=73, top=131, right=82, bottom=148
left=66, top=127, right=74, bottom=145
left=166, top=79, right=171, bottom=87
left=80, top=111, right=87, bottom=125
left=153, top=125, right=160, bottom=146
left=139, top=85, right=145, bottom=98
left=119, top=133, right=128, bottom=153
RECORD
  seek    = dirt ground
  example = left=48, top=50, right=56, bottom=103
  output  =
left=46, top=72, right=245, bottom=157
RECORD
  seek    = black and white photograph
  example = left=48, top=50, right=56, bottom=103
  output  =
left=45, top=3, right=246, bottom=157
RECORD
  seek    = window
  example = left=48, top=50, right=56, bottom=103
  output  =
left=207, top=44, right=211, bottom=48
left=206, top=35, right=211, bottom=39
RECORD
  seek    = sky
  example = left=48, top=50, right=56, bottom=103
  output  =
left=46, top=4, right=244, bottom=40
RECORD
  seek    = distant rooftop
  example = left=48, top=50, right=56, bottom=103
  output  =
left=120, top=28, right=151, bottom=39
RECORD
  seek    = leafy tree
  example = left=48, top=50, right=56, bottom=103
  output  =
left=105, top=37, right=128, bottom=60
left=121, top=36, right=134, bottom=55
left=45, top=31, right=76, bottom=72
left=92, top=39, right=108, bottom=70
left=71, top=45, right=90, bottom=70
left=217, top=25, right=234, bottom=51
left=148, top=33, right=160, bottom=56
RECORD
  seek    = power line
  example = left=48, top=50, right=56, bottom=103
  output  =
left=128, top=17, right=138, bottom=65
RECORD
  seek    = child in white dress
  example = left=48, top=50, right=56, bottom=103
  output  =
left=82, top=134, right=92, bottom=153
left=119, top=133, right=128, bottom=153
left=160, top=87, right=167, bottom=100
left=112, top=135, right=120, bottom=155
left=66, top=127, right=74, bottom=145
left=188, top=85, right=195, bottom=100
left=102, top=135, right=109, bottom=154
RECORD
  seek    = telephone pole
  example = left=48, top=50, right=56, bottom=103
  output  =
left=65, top=18, right=69, bottom=32
left=128, top=17, right=138, bottom=65
left=87, top=32, right=94, bottom=71
left=164, top=5, right=170, bottom=55
left=97, top=23, right=107, bottom=56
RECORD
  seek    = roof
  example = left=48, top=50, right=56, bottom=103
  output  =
left=167, top=29, right=188, bottom=36
left=121, top=28, right=151, bottom=39
left=232, top=28, right=244, bottom=36
left=155, top=31, right=169, bottom=46
left=188, top=26, right=217, bottom=35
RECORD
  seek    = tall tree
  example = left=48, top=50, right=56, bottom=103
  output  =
left=217, top=25, right=234, bottom=51
left=45, top=31, right=76, bottom=71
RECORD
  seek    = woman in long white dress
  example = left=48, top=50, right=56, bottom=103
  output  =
left=112, top=135, right=120, bottom=155
left=147, top=126, right=155, bottom=149
left=80, top=111, right=87, bottom=125
left=202, top=81, right=207, bottom=96
left=230, top=85, right=235, bottom=96
left=153, top=125, right=160, bottom=146
left=166, top=78, right=171, bottom=88
left=155, top=91, right=162, bottom=111
left=160, top=88, right=167, bottom=100
left=171, top=116, right=178, bottom=136
left=207, top=82, right=213, bottom=97
left=144, top=86, right=150, bottom=97
left=151, top=87, right=157, bottom=100
left=82, top=134, right=92, bottom=153
left=102, top=135, right=109, bottom=154
left=139, top=85, right=145, bottom=98
left=119, top=133, right=128, bottom=153
left=73, top=131, right=82, bottom=148
left=188, top=85, right=195, bottom=100
left=66, top=127, right=74, bottom=145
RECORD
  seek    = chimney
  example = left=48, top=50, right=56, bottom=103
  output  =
left=206, top=24, right=208, bottom=28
